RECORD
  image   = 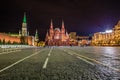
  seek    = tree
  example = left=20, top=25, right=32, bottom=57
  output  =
left=20, top=36, right=25, bottom=44
left=7, top=40, right=11, bottom=44
left=25, top=42, right=28, bottom=45
left=3, top=39, right=5, bottom=44
left=0, top=39, right=2, bottom=44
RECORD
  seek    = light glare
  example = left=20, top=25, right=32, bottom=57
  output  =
left=105, top=30, right=112, bottom=33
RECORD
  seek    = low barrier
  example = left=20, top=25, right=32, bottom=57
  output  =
left=0, top=45, right=34, bottom=48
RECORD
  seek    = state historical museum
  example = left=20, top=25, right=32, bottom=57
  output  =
left=45, top=20, right=70, bottom=46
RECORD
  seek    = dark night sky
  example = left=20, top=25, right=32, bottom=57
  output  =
left=0, top=0, right=120, bottom=40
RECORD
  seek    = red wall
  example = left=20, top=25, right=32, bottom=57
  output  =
left=0, top=33, right=33, bottom=45
left=0, top=33, right=20, bottom=43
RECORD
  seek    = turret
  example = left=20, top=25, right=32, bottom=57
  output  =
left=19, top=30, right=21, bottom=36
left=28, top=31, right=29, bottom=36
left=49, top=19, right=54, bottom=38
left=61, top=20, right=65, bottom=34
left=62, top=20, right=65, bottom=29
left=50, top=19, right=53, bottom=29
left=22, top=12, right=27, bottom=36
left=35, top=29, right=39, bottom=42
left=66, top=31, right=69, bottom=39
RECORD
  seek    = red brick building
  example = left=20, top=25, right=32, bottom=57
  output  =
left=45, top=20, right=70, bottom=46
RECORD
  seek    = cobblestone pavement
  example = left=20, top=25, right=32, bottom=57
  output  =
left=0, top=46, right=120, bottom=80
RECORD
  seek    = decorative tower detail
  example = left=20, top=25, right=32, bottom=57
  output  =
left=34, top=29, right=39, bottom=46
left=19, top=30, right=21, bottom=36
left=35, top=29, right=39, bottom=42
left=45, top=19, right=70, bottom=46
left=49, top=19, right=54, bottom=40
left=22, top=12, right=27, bottom=36
left=61, top=20, right=65, bottom=41
left=61, top=20, right=65, bottom=34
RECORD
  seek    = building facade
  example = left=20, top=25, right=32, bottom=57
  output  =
left=92, top=20, right=120, bottom=46
left=77, top=36, right=90, bottom=46
left=68, top=32, right=78, bottom=46
left=0, top=33, right=21, bottom=44
left=45, top=20, right=70, bottom=46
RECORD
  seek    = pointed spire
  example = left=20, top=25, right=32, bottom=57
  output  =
left=28, top=31, right=29, bottom=36
left=66, top=31, right=69, bottom=36
left=36, top=29, right=38, bottom=33
left=35, top=29, right=38, bottom=38
left=46, top=30, right=49, bottom=36
left=19, top=30, right=21, bottom=34
left=23, top=12, right=27, bottom=23
left=62, top=20, right=65, bottom=29
left=35, top=29, right=39, bottom=42
left=19, top=30, right=21, bottom=36
left=50, top=19, right=53, bottom=29
left=65, top=30, right=69, bottom=39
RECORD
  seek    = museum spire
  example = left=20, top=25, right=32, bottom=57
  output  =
left=62, top=20, right=65, bottom=29
left=50, top=19, right=53, bottom=29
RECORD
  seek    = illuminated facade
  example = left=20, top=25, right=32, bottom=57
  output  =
left=45, top=20, right=70, bottom=46
left=0, top=13, right=37, bottom=46
left=69, top=32, right=78, bottom=45
left=92, top=20, right=120, bottom=46
left=77, top=36, right=90, bottom=46
left=0, top=33, right=21, bottom=44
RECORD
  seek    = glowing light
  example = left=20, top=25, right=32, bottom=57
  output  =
left=105, top=30, right=112, bottom=33
left=23, top=12, right=26, bottom=23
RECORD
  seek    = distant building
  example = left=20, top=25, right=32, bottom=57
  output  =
left=77, top=36, right=90, bottom=46
left=68, top=32, right=91, bottom=46
left=92, top=20, right=120, bottom=46
left=69, top=32, right=77, bottom=40
left=69, top=32, right=77, bottom=46
left=45, top=20, right=70, bottom=46
left=0, top=13, right=37, bottom=46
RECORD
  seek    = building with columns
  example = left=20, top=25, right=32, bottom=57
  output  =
left=45, top=20, right=70, bottom=46
left=92, top=20, right=120, bottom=46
